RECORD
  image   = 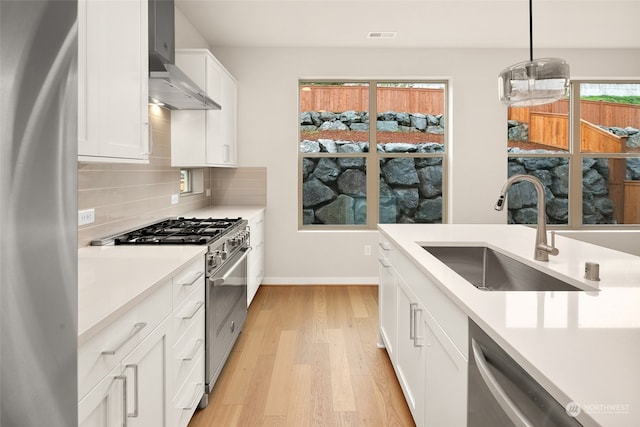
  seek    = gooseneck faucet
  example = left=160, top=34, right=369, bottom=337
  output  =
left=495, top=174, right=559, bottom=261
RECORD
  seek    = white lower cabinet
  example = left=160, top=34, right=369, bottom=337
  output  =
left=247, top=210, right=265, bottom=306
left=424, top=308, right=467, bottom=427
left=78, top=316, right=170, bottom=427
left=78, top=365, right=125, bottom=427
left=378, top=232, right=468, bottom=427
left=122, top=317, right=171, bottom=427
left=396, top=277, right=427, bottom=426
left=79, top=256, right=206, bottom=427
left=377, top=243, right=397, bottom=362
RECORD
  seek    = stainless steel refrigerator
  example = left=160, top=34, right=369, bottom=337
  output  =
left=0, top=1, right=78, bottom=426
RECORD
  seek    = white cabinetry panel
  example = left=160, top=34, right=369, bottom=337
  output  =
left=247, top=210, right=265, bottom=306
left=378, top=232, right=468, bottom=427
left=77, top=0, right=149, bottom=162
left=171, top=49, right=237, bottom=167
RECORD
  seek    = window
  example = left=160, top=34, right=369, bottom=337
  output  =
left=299, top=81, right=447, bottom=228
left=507, top=81, right=640, bottom=227
left=180, top=168, right=204, bottom=196
left=180, top=169, right=193, bottom=194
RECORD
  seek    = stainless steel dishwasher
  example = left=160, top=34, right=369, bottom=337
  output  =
left=468, top=319, right=583, bottom=427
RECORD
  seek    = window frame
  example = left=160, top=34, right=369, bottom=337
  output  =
left=507, top=79, right=640, bottom=229
left=298, top=79, right=449, bottom=230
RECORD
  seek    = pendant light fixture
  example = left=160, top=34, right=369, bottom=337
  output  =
left=498, top=0, right=570, bottom=107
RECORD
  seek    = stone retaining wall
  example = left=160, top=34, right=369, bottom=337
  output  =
left=300, top=111, right=640, bottom=225
left=300, top=110, right=445, bottom=135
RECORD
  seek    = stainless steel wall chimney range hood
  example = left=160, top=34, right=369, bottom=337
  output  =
left=148, top=0, right=221, bottom=110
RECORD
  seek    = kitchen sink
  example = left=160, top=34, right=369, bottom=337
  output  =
left=422, top=246, right=581, bottom=292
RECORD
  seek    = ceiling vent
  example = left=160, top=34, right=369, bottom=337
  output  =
left=367, top=32, right=397, bottom=39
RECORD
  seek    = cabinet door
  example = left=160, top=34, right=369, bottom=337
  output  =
left=78, top=0, right=149, bottom=162
left=247, top=211, right=265, bottom=306
left=377, top=254, right=396, bottom=361
left=78, top=365, right=126, bottom=427
left=205, top=55, right=223, bottom=102
left=396, top=277, right=426, bottom=427
left=221, top=70, right=238, bottom=165
left=424, top=309, right=468, bottom=427
left=206, top=66, right=236, bottom=166
left=121, top=318, right=171, bottom=427
left=171, top=110, right=207, bottom=167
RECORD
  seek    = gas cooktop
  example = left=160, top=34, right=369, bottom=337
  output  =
left=91, top=217, right=244, bottom=246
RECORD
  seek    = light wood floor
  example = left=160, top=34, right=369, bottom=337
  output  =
left=188, top=285, right=414, bottom=427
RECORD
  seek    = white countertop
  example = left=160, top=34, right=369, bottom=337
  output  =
left=78, top=206, right=262, bottom=343
left=379, top=224, right=640, bottom=427
left=78, top=245, right=206, bottom=344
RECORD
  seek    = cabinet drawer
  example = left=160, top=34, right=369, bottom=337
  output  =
left=78, top=280, right=172, bottom=399
left=173, top=257, right=205, bottom=309
left=172, top=307, right=205, bottom=396
left=172, top=353, right=205, bottom=427
left=172, top=280, right=205, bottom=343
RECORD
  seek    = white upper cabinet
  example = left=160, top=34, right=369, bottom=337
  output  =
left=171, top=49, right=238, bottom=167
left=77, top=0, right=149, bottom=163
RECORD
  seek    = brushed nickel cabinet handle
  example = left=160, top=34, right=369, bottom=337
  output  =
left=179, top=383, right=204, bottom=410
left=179, top=301, right=204, bottom=320
left=114, top=375, right=128, bottom=427
left=409, top=303, right=417, bottom=340
left=178, top=271, right=204, bottom=287
left=125, top=364, right=139, bottom=418
left=101, top=322, right=147, bottom=356
left=412, top=306, right=424, bottom=347
left=179, top=339, right=203, bottom=361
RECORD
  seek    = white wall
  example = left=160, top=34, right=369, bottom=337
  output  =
left=204, top=47, right=640, bottom=284
left=175, top=7, right=210, bottom=49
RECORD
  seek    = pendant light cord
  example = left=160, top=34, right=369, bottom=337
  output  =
left=529, top=0, right=533, bottom=61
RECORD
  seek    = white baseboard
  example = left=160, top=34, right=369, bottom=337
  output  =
left=261, top=276, right=378, bottom=285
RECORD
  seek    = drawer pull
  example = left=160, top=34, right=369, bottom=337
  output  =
left=115, top=375, right=128, bottom=427
left=101, top=322, right=147, bottom=356
left=378, top=258, right=391, bottom=267
left=179, top=383, right=204, bottom=410
left=177, top=271, right=204, bottom=287
left=178, top=339, right=203, bottom=361
left=125, top=364, right=139, bottom=418
left=378, top=242, right=391, bottom=251
left=179, top=301, right=204, bottom=320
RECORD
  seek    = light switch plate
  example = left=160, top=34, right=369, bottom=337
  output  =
left=78, top=208, right=95, bottom=226
left=171, top=194, right=179, bottom=205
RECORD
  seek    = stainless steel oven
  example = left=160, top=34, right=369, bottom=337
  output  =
left=203, top=243, right=250, bottom=406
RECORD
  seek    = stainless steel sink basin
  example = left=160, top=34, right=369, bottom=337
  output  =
left=422, top=246, right=581, bottom=292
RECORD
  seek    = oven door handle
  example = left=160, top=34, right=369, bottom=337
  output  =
left=210, top=247, right=251, bottom=286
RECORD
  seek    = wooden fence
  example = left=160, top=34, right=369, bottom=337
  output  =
left=519, top=111, right=639, bottom=224
left=528, top=112, right=627, bottom=152
left=299, top=85, right=444, bottom=114
left=509, top=99, right=640, bottom=129
left=302, top=86, right=640, bottom=128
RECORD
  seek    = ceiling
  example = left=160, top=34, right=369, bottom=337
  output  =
left=176, top=0, right=640, bottom=50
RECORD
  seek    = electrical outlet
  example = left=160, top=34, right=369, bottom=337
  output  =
left=206, top=188, right=211, bottom=197
left=171, top=194, right=179, bottom=205
left=78, top=208, right=95, bottom=226
left=364, top=245, right=372, bottom=256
